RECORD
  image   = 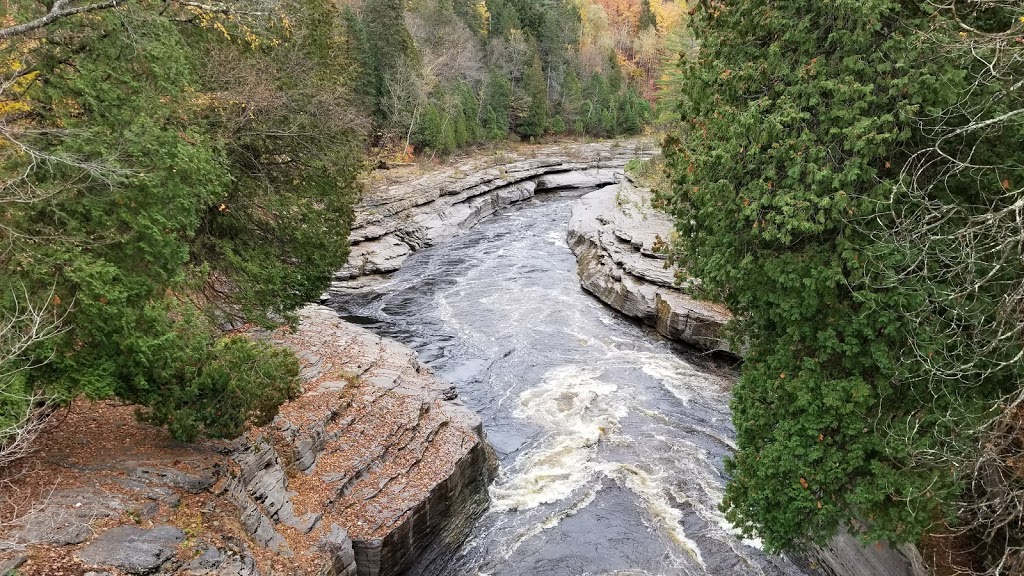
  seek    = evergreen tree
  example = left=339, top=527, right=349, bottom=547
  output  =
left=340, top=5, right=376, bottom=109
left=517, top=49, right=548, bottom=139
left=363, top=0, right=419, bottom=123
left=485, top=0, right=520, bottom=37
left=606, top=50, right=625, bottom=94
left=616, top=87, right=648, bottom=135
left=456, top=82, right=483, bottom=143
left=0, top=0, right=363, bottom=443
left=559, top=66, right=585, bottom=133
left=481, top=69, right=513, bottom=139
left=638, top=0, right=657, bottom=31
left=583, top=72, right=611, bottom=136
left=663, top=0, right=982, bottom=552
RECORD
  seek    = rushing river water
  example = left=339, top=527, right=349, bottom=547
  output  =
left=329, top=191, right=813, bottom=576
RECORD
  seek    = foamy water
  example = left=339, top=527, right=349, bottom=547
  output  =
left=331, top=192, right=811, bottom=576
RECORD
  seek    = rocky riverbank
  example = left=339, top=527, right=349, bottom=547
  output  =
left=0, top=306, right=495, bottom=576
left=566, top=178, right=733, bottom=353
left=333, top=139, right=656, bottom=289
left=564, top=177, right=929, bottom=576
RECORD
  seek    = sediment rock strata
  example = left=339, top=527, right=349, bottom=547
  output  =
left=808, top=528, right=928, bottom=576
left=566, top=178, right=732, bottom=353
left=232, top=305, right=497, bottom=576
left=0, top=307, right=495, bottom=576
left=335, top=140, right=656, bottom=285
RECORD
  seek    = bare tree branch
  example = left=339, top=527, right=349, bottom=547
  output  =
left=0, top=0, right=119, bottom=41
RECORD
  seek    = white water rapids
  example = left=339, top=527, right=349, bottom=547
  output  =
left=331, top=191, right=813, bottom=576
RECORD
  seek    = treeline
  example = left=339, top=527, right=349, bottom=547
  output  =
left=343, top=0, right=682, bottom=156
left=0, top=0, right=366, bottom=446
left=663, top=0, right=1024, bottom=573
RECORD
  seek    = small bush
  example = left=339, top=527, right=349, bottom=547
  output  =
left=139, top=337, right=300, bottom=442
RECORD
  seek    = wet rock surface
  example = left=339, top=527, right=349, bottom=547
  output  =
left=567, top=178, right=733, bottom=353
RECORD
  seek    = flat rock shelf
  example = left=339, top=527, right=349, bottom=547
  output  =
left=335, top=140, right=657, bottom=288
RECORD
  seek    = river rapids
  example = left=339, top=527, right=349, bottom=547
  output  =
left=329, top=190, right=813, bottom=576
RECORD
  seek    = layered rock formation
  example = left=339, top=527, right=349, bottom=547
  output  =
left=807, top=529, right=928, bottom=576
left=335, top=140, right=656, bottom=287
left=0, top=306, right=495, bottom=576
left=234, top=306, right=497, bottom=576
left=566, top=178, right=732, bottom=353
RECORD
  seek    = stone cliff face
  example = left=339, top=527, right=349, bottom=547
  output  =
left=805, top=529, right=928, bottom=576
left=335, top=140, right=656, bottom=288
left=232, top=306, right=498, bottom=576
left=0, top=306, right=495, bottom=576
left=566, top=178, right=732, bottom=353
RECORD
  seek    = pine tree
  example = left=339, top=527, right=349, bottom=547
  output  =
left=481, top=69, right=512, bottom=139
left=517, top=49, right=548, bottom=139
left=584, top=72, right=610, bottom=136
left=616, top=87, right=647, bottom=135
left=638, top=0, right=657, bottom=31
left=456, top=82, right=483, bottom=143
left=485, top=0, right=520, bottom=37
left=559, top=66, right=584, bottom=133
left=363, top=0, right=419, bottom=123
left=340, top=6, right=376, bottom=108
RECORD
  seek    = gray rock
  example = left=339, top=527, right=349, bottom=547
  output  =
left=334, top=140, right=655, bottom=287
left=212, top=551, right=260, bottom=576
left=125, top=465, right=215, bottom=494
left=78, top=524, right=184, bottom=575
left=136, top=501, right=160, bottom=520
left=534, top=168, right=622, bottom=190
left=225, top=438, right=320, bottom=553
left=232, top=305, right=498, bottom=576
left=319, top=524, right=357, bottom=576
left=185, top=541, right=223, bottom=571
left=0, top=555, right=27, bottom=575
left=567, top=180, right=733, bottom=353
left=3, top=488, right=126, bottom=549
left=809, top=528, right=928, bottom=576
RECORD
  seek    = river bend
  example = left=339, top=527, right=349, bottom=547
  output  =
left=329, top=191, right=812, bottom=576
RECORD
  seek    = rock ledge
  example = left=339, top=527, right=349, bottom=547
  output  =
left=567, top=179, right=732, bottom=353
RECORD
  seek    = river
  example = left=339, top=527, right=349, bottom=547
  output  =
left=329, top=190, right=813, bottom=576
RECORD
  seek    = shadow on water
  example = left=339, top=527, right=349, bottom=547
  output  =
left=328, top=193, right=813, bottom=576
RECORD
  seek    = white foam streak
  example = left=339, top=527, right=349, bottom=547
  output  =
left=656, top=435, right=765, bottom=553
left=490, top=366, right=622, bottom=512
left=608, top=463, right=706, bottom=569
left=501, top=485, right=602, bottom=560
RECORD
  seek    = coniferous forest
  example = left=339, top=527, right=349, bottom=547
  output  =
left=662, top=2, right=1024, bottom=572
